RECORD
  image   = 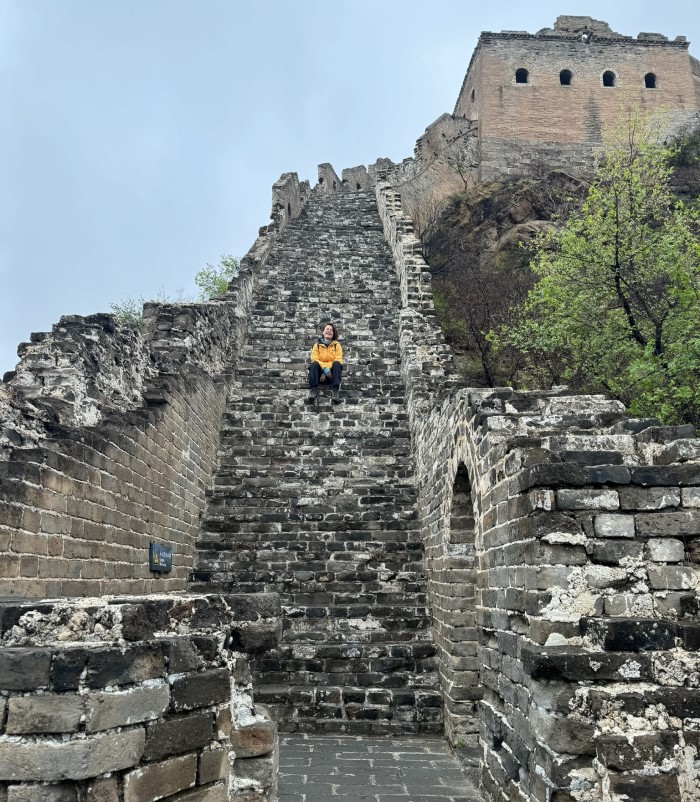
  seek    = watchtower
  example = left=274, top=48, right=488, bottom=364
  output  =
left=454, top=16, right=700, bottom=179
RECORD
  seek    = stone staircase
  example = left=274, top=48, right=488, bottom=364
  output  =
left=190, top=190, right=442, bottom=734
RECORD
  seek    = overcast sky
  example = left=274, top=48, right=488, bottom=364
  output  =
left=2, top=1, right=699, bottom=374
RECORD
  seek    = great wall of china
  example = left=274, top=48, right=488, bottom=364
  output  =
left=1, top=16, right=699, bottom=802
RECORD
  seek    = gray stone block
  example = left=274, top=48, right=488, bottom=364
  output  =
left=233, top=753, right=276, bottom=787
left=6, top=695, right=84, bottom=735
left=143, top=710, right=214, bottom=761
left=85, top=777, right=119, bottom=802
left=620, top=487, right=680, bottom=510
left=172, top=786, right=228, bottom=802
left=198, top=748, right=229, bottom=784
left=648, top=566, right=695, bottom=590
left=647, top=538, right=685, bottom=562
left=593, top=513, right=635, bottom=538
left=123, top=754, right=197, bottom=802
left=635, top=510, right=700, bottom=537
left=230, top=719, right=277, bottom=758
left=0, top=729, right=145, bottom=781
left=557, top=489, right=619, bottom=511
left=170, top=669, right=230, bottom=712
left=681, top=487, right=700, bottom=507
left=7, top=785, right=77, bottom=802
left=0, top=649, right=51, bottom=691
left=85, top=680, right=170, bottom=732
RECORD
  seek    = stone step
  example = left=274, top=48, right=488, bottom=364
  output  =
left=190, top=188, right=438, bottom=730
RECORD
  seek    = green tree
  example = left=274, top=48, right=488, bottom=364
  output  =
left=111, top=255, right=240, bottom=328
left=497, top=111, right=700, bottom=426
left=194, top=254, right=240, bottom=300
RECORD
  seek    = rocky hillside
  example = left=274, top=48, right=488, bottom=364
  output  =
left=420, top=171, right=586, bottom=387
left=421, top=125, right=700, bottom=389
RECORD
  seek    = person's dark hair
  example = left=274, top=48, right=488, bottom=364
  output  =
left=320, top=321, right=339, bottom=340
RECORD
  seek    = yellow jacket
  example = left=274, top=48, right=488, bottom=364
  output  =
left=310, top=339, right=343, bottom=370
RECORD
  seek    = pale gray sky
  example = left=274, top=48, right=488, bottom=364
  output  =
left=3, top=1, right=699, bottom=373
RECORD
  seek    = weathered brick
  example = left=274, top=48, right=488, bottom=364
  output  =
left=168, top=786, right=228, bottom=802
left=593, top=513, right=634, bottom=538
left=0, top=729, right=145, bottom=781
left=198, top=747, right=228, bottom=784
left=620, top=486, right=681, bottom=510
left=143, top=710, right=214, bottom=761
left=86, top=643, right=164, bottom=688
left=557, top=489, right=618, bottom=511
left=648, top=565, right=695, bottom=590
left=230, top=719, right=277, bottom=758
left=596, top=731, right=679, bottom=770
left=647, top=538, right=685, bottom=562
left=0, top=648, right=51, bottom=690
left=123, top=754, right=197, bottom=802
left=6, top=695, right=84, bottom=734
left=6, top=785, right=77, bottom=802
left=85, top=777, right=119, bottom=802
left=170, top=669, right=230, bottom=712
left=85, top=680, right=170, bottom=732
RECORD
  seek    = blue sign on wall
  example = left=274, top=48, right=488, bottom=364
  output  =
left=149, top=542, right=173, bottom=573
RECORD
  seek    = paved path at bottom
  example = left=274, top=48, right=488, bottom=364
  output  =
left=278, top=734, right=484, bottom=802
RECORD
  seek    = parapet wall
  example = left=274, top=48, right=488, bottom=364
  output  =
left=0, top=172, right=309, bottom=598
left=376, top=180, right=700, bottom=800
left=0, top=592, right=282, bottom=802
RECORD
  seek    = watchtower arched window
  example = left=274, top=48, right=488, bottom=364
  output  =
left=515, top=68, right=529, bottom=84
left=602, top=70, right=616, bottom=87
left=471, top=88, right=475, bottom=102
left=560, top=69, right=573, bottom=86
left=645, top=72, right=657, bottom=88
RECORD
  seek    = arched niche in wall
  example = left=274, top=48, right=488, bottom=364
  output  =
left=645, top=72, right=657, bottom=88
left=515, top=68, right=529, bottom=84
left=602, top=70, right=616, bottom=87
left=441, top=459, right=482, bottom=744
left=560, top=69, right=573, bottom=86
left=449, top=462, right=476, bottom=556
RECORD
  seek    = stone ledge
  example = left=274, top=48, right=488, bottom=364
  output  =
left=521, top=644, right=653, bottom=681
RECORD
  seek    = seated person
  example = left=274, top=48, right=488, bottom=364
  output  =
left=307, top=322, right=343, bottom=404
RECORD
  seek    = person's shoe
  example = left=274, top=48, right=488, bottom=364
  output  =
left=331, top=388, right=341, bottom=404
left=306, top=387, right=318, bottom=404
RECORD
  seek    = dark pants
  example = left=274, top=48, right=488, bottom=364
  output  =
left=309, top=361, right=342, bottom=389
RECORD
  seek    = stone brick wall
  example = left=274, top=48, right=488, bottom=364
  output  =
left=376, top=179, right=700, bottom=800
left=0, top=593, right=281, bottom=802
left=0, top=172, right=310, bottom=598
left=0, top=372, right=226, bottom=597
left=454, top=17, right=700, bottom=179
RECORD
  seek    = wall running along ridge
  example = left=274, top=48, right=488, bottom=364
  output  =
left=1, top=14, right=700, bottom=801
left=375, top=177, right=700, bottom=801
left=0, top=174, right=307, bottom=598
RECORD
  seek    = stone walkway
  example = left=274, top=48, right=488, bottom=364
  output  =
left=278, top=734, right=484, bottom=801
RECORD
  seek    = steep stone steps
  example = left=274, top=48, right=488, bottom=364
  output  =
left=190, top=189, right=441, bottom=734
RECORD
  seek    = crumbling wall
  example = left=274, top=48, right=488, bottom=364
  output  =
left=377, top=115, right=479, bottom=238
left=0, top=592, right=282, bottom=802
left=269, top=172, right=310, bottom=233
left=376, top=179, right=700, bottom=801
left=0, top=172, right=310, bottom=598
left=317, top=163, right=343, bottom=194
